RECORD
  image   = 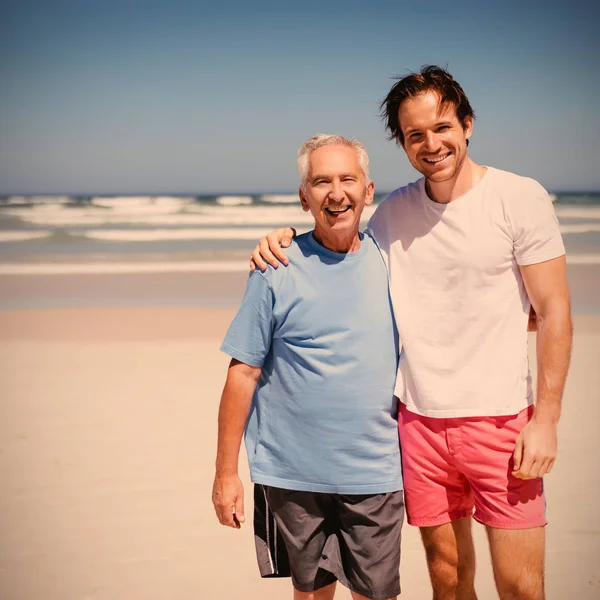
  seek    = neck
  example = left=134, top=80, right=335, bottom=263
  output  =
left=426, top=157, right=486, bottom=204
left=313, top=229, right=362, bottom=254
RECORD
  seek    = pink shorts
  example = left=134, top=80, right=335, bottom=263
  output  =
left=398, top=404, right=547, bottom=529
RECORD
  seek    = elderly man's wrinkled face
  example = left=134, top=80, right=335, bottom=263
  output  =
left=299, top=144, right=374, bottom=249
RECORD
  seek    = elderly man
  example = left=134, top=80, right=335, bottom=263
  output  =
left=212, top=134, right=403, bottom=600
left=251, top=66, right=572, bottom=600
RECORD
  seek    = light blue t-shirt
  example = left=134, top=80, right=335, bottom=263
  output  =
left=221, top=231, right=402, bottom=494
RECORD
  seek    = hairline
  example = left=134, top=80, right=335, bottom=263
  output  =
left=297, top=134, right=370, bottom=189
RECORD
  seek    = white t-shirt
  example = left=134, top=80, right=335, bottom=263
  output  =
left=368, top=166, right=565, bottom=418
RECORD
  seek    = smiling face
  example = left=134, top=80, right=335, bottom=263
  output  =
left=299, top=143, right=374, bottom=253
left=398, top=91, right=473, bottom=184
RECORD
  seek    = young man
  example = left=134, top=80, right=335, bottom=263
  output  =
left=251, top=67, right=572, bottom=600
left=212, top=134, right=404, bottom=600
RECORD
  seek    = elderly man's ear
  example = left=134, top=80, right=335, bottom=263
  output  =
left=298, top=187, right=310, bottom=212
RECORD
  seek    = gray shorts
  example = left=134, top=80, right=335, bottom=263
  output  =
left=253, top=484, right=404, bottom=599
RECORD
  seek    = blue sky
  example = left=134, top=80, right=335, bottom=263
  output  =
left=0, top=0, right=598, bottom=194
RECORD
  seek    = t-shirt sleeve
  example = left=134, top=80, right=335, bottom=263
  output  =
left=220, top=271, right=274, bottom=367
left=511, top=183, right=565, bottom=266
left=366, top=202, right=391, bottom=266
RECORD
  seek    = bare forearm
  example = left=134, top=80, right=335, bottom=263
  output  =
left=534, top=307, right=572, bottom=424
left=215, top=363, right=259, bottom=475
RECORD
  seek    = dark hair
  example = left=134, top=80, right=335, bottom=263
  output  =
left=380, top=65, right=475, bottom=146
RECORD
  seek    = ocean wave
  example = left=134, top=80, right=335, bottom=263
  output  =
left=260, top=194, right=299, bottom=204
left=1, top=253, right=598, bottom=276
left=567, top=254, right=600, bottom=265
left=0, top=231, right=53, bottom=242
left=0, top=261, right=249, bottom=275
left=554, top=205, right=600, bottom=220
left=91, top=196, right=192, bottom=214
left=5, top=204, right=378, bottom=227
left=216, top=195, right=253, bottom=206
left=72, top=228, right=280, bottom=242
left=560, top=224, right=600, bottom=234
left=1, top=195, right=71, bottom=206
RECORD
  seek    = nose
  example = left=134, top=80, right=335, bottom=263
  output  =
left=328, top=179, right=345, bottom=202
left=423, top=131, right=441, bottom=152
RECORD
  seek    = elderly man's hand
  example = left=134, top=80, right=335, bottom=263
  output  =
left=512, top=418, right=557, bottom=480
left=250, top=227, right=296, bottom=272
left=212, top=473, right=245, bottom=529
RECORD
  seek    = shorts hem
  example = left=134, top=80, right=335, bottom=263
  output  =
left=407, top=510, right=473, bottom=527
left=472, top=514, right=548, bottom=530
left=348, top=584, right=401, bottom=600
left=293, top=577, right=400, bottom=600
left=331, top=568, right=400, bottom=600
left=292, top=575, right=337, bottom=593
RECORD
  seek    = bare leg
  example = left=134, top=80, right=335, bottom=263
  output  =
left=420, top=517, right=478, bottom=600
left=294, top=581, right=337, bottom=600
left=350, top=592, right=396, bottom=600
left=487, top=526, right=545, bottom=600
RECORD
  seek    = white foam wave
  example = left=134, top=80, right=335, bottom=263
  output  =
left=91, top=196, right=191, bottom=214
left=0, top=261, right=249, bottom=275
left=73, top=228, right=280, bottom=242
left=0, top=231, right=53, bottom=242
left=554, top=205, right=600, bottom=219
left=1, top=252, right=598, bottom=276
left=2, top=196, right=29, bottom=205
left=5, top=204, right=378, bottom=227
left=2, top=206, right=373, bottom=227
left=560, top=224, right=600, bottom=234
left=216, top=196, right=253, bottom=206
left=261, top=194, right=299, bottom=204
left=1, top=197, right=71, bottom=211
left=567, top=254, right=600, bottom=265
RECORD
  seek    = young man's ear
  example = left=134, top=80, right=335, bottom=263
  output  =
left=463, top=116, right=474, bottom=140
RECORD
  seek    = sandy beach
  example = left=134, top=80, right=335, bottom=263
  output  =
left=1, top=306, right=599, bottom=599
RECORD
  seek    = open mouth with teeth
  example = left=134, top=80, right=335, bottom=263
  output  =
left=423, top=153, right=451, bottom=165
left=324, top=205, right=352, bottom=216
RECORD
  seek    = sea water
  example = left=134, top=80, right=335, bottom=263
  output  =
left=1, top=192, right=599, bottom=273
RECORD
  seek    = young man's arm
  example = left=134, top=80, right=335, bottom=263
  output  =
left=249, top=227, right=296, bottom=271
left=212, top=358, right=262, bottom=528
left=512, top=255, right=572, bottom=480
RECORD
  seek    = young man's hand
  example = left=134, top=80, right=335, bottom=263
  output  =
left=250, top=227, right=296, bottom=271
left=212, top=473, right=245, bottom=528
left=512, top=418, right=557, bottom=480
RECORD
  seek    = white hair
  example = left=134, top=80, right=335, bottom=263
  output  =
left=297, top=134, right=370, bottom=189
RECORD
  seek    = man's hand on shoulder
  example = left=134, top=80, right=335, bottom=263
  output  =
left=212, top=472, right=245, bottom=529
left=250, top=227, right=296, bottom=272
left=512, top=417, right=557, bottom=480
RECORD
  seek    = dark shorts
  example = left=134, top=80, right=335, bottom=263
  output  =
left=253, top=484, right=404, bottom=600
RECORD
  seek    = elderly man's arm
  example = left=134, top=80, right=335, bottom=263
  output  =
left=512, top=255, right=572, bottom=480
left=212, top=359, right=262, bottom=528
